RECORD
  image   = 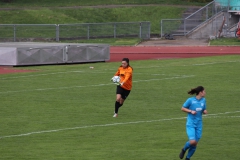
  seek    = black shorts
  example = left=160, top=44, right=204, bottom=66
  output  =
left=116, top=85, right=131, bottom=100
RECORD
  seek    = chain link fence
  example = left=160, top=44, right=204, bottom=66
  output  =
left=0, top=22, right=150, bottom=42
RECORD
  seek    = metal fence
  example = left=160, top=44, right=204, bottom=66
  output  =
left=160, top=1, right=231, bottom=38
left=0, top=22, right=151, bottom=42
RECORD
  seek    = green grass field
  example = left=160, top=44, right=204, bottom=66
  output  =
left=0, top=55, right=240, bottom=160
left=210, top=37, right=240, bottom=46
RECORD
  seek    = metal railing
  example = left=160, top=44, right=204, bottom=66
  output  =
left=0, top=22, right=151, bottom=42
left=160, top=1, right=227, bottom=38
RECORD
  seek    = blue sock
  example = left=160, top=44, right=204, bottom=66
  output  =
left=186, top=145, right=197, bottom=158
left=183, top=141, right=190, bottom=151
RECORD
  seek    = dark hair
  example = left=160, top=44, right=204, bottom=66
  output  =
left=188, top=86, right=204, bottom=95
left=121, top=58, right=133, bottom=70
left=122, top=58, right=129, bottom=65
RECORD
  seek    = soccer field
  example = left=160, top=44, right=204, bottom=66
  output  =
left=0, top=55, right=239, bottom=160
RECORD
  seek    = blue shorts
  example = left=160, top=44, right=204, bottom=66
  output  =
left=186, top=125, right=202, bottom=142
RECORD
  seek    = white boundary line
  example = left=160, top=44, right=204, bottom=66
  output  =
left=0, top=75, right=195, bottom=94
left=133, top=60, right=240, bottom=69
left=204, top=116, right=240, bottom=118
left=0, top=71, right=85, bottom=80
left=0, top=60, right=239, bottom=80
left=0, top=110, right=239, bottom=139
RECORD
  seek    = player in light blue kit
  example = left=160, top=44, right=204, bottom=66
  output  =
left=179, top=86, right=208, bottom=160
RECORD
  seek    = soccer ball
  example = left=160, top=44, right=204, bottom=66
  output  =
left=112, top=76, right=120, bottom=83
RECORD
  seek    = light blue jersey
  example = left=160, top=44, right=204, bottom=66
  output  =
left=183, top=97, right=206, bottom=127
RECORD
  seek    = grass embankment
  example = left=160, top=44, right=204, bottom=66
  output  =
left=3, top=0, right=236, bottom=45
left=210, top=37, right=240, bottom=46
left=0, top=6, right=186, bottom=45
left=0, top=0, right=208, bottom=7
left=0, top=7, right=185, bottom=33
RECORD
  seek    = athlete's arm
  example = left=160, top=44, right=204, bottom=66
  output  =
left=203, top=110, right=208, bottom=114
left=181, top=107, right=196, bottom=115
left=114, top=68, right=120, bottom=76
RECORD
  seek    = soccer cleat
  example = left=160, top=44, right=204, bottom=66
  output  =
left=113, top=113, right=118, bottom=117
left=185, top=158, right=190, bottom=160
left=179, top=148, right=186, bottom=159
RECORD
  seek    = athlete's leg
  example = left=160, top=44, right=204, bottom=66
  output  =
left=186, top=145, right=197, bottom=159
left=183, top=141, right=191, bottom=151
left=114, top=87, right=130, bottom=115
left=186, top=127, right=202, bottom=159
left=114, top=85, right=123, bottom=114
left=119, top=97, right=125, bottom=105
left=116, top=94, right=122, bottom=102
left=185, top=126, right=197, bottom=149
left=118, top=87, right=130, bottom=106
left=115, top=94, right=122, bottom=114
left=180, top=126, right=197, bottom=159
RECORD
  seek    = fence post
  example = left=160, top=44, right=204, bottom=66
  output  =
left=227, top=0, right=230, bottom=11
left=160, top=20, right=163, bottom=38
left=148, top=22, right=151, bottom=39
left=184, top=19, right=186, bottom=36
left=87, top=24, right=90, bottom=40
left=13, top=25, right=16, bottom=42
left=56, top=24, right=59, bottom=42
left=114, top=23, right=116, bottom=38
left=139, top=22, right=142, bottom=39
left=206, top=6, right=208, bottom=20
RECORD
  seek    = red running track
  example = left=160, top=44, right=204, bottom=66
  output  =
left=1, top=46, right=239, bottom=74
left=109, top=46, right=240, bottom=62
left=0, top=67, right=36, bottom=74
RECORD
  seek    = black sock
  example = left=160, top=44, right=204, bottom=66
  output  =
left=115, top=101, right=121, bottom=114
left=119, top=103, right=123, bottom=108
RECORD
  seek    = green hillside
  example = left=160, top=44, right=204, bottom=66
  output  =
left=0, top=6, right=186, bottom=34
left=0, top=0, right=210, bottom=44
left=0, top=0, right=210, bottom=7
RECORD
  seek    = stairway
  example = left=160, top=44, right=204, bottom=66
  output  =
left=171, top=7, right=204, bottom=35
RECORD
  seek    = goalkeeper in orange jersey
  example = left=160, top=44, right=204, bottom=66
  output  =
left=112, top=58, right=133, bottom=117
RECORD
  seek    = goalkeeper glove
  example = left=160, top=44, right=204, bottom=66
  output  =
left=110, top=76, right=114, bottom=81
left=119, top=82, right=124, bottom=86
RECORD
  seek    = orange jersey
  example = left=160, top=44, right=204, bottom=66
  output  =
left=114, top=66, right=133, bottom=90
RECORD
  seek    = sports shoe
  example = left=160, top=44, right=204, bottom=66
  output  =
left=185, top=158, right=190, bottom=160
left=179, top=148, right=186, bottom=159
left=113, top=113, right=118, bottom=117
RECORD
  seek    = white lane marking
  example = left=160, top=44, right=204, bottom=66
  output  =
left=1, top=60, right=239, bottom=80
left=0, top=110, right=239, bottom=139
left=204, top=116, right=240, bottom=118
left=193, top=60, right=240, bottom=66
left=134, top=60, right=240, bottom=69
left=0, top=71, right=85, bottom=80
left=0, top=75, right=195, bottom=94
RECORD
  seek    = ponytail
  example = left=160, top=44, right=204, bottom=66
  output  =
left=188, top=86, right=204, bottom=95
